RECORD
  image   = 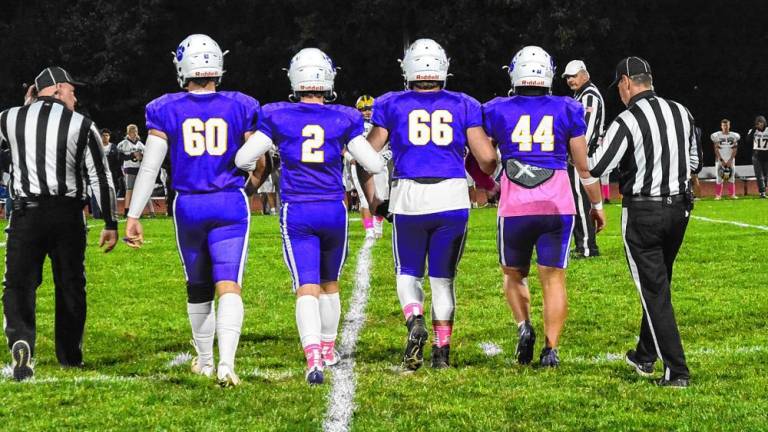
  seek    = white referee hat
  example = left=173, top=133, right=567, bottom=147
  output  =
left=561, top=60, right=587, bottom=78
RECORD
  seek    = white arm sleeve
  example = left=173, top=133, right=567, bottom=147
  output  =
left=235, top=131, right=274, bottom=172
left=347, top=135, right=385, bottom=174
left=127, top=134, right=168, bottom=219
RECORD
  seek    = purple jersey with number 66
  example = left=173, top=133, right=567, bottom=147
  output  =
left=258, top=102, right=364, bottom=203
left=483, top=95, right=586, bottom=170
left=372, top=90, right=483, bottom=179
left=145, top=91, right=260, bottom=193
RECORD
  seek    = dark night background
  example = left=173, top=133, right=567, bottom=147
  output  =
left=1, top=0, right=766, bottom=165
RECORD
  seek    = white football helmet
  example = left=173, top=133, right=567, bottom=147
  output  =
left=173, top=34, right=226, bottom=89
left=287, top=48, right=337, bottom=98
left=506, top=46, right=555, bottom=90
left=400, top=38, right=450, bottom=87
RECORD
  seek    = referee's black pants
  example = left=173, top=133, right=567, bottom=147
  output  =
left=3, top=198, right=87, bottom=366
left=567, top=164, right=599, bottom=256
left=621, top=197, right=690, bottom=380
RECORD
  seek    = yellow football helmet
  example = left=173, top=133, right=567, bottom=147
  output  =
left=355, top=95, right=374, bottom=111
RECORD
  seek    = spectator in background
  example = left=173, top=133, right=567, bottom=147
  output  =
left=711, top=119, right=740, bottom=200
left=101, top=128, right=124, bottom=198
left=748, top=115, right=768, bottom=198
left=118, top=124, right=155, bottom=217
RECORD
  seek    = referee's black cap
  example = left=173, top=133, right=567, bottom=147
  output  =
left=609, top=56, right=652, bottom=88
left=34, top=66, right=85, bottom=90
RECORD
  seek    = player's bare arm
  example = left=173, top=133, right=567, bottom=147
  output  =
left=570, top=135, right=606, bottom=232
left=466, top=126, right=497, bottom=174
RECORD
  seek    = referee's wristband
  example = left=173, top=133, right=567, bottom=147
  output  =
left=591, top=201, right=603, bottom=211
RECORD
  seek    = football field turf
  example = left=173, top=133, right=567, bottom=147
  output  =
left=0, top=198, right=766, bottom=431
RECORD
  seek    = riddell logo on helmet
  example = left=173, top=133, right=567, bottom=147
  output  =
left=415, top=74, right=440, bottom=80
left=300, top=85, right=325, bottom=91
left=521, top=79, right=545, bottom=86
left=194, top=71, right=219, bottom=77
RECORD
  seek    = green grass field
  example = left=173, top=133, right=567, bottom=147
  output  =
left=0, top=198, right=767, bottom=431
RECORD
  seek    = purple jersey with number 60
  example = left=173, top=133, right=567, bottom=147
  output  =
left=145, top=91, right=260, bottom=193
left=372, top=90, right=482, bottom=179
left=258, top=102, right=364, bottom=203
left=483, top=95, right=586, bottom=170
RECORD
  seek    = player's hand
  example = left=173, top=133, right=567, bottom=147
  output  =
left=99, top=229, right=118, bottom=253
left=590, top=208, right=606, bottom=233
left=372, top=198, right=393, bottom=222
left=124, top=217, right=144, bottom=248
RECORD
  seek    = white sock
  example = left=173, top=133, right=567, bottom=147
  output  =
left=216, top=293, right=244, bottom=371
left=296, top=295, right=323, bottom=368
left=319, top=293, right=341, bottom=352
left=396, top=274, right=425, bottom=312
left=187, top=301, right=215, bottom=365
left=429, top=277, right=456, bottom=321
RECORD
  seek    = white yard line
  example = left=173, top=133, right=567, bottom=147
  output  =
left=323, top=237, right=376, bottom=432
left=692, top=215, right=768, bottom=232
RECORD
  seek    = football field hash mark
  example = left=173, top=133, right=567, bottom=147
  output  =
left=323, top=237, right=376, bottom=432
left=691, top=215, right=768, bottom=232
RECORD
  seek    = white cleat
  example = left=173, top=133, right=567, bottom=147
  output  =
left=190, top=357, right=215, bottom=378
left=323, top=349, right=342, bottom=367
left=217, top=365, right=241, bottom=387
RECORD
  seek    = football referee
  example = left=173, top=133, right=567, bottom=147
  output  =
left=589, top=57, right=699, bottom=388
left=0, top=66, right=118, bottom=381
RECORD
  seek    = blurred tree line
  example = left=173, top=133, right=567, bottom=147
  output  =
left=1, top=0, right=766, bottom=164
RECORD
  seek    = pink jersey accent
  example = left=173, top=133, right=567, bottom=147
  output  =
left=498, top=170, right=575, bottom=217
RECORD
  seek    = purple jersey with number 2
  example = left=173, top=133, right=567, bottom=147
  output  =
left=145, top=91, right=260, bottom=193
left=372, top=90, right=483, bottom=179
left=258, top=102, right=364, bottom=203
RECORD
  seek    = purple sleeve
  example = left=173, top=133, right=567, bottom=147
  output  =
left=240, top=94, right=261, bottom=133
left=371, top=95, right=389, bottom=130
left=145, top=99, right=167, bottom=134
left=567, top=99, right=587, bottom=138
left=348, top=109, right=365, bottom=140
left=464, top=95, right=483, bottom=128
left=257, top=106, right=274, bottom=139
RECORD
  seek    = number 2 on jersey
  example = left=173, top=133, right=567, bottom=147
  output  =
left=512, top=115, right=554, bottom=152
left=301, top=125, right=325, bottom=163
left=183, top=118, right=228, bottom=156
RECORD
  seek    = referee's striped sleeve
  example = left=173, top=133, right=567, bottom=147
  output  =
left=583, top=94, right=599, bottom=147
left=84, top=123, right=118, bottom=229
left=590, top=117, right=629, bottom=177
left=686, top=110, right=700, bottom=173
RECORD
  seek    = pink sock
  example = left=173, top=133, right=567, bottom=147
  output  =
left=715, top=183, right=723, bottom=197
left=601, top=184, right=610, bottom=199
left=363, top=217, right=374, bottom=229
left=727, top=183, right=736, bottom=196
left=321, top=340, right=336, bottom=361
left=434, top=325, right=452, bottom=347
left=403, top=303, right=423, bottom=320
left=303, top=344, right=323, bottom=369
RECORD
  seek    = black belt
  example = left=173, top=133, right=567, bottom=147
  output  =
left=13, top=196, right=83, bottom=211
left=623, top=194, right=686, bottom=205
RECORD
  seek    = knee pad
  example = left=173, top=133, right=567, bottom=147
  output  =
left=187, top=282, right=215, bottom=304
left=430, top=277, right=456, bottom=321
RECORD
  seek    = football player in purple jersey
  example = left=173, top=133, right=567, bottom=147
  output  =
left=235, top=48, right=385, bottom=385
left=483, top=46, right=605, bottom=367
left=360, top=39, right=497, bottom=370
left=125, top=34, right=265, bottom=386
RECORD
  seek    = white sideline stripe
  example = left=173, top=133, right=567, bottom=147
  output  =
left=568, top=344, right=768, bottom=364
left=323, top=236, right=376, bottom=432
left=692, top=215, right=768, bottom=231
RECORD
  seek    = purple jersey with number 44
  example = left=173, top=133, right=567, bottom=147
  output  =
left=483, top=95, right=586, bottom=170
left=258, top=102, right=364, bottom=203
left=145, top=91, right=260, bottom=193
left=372, top=90, right=483, bottom=179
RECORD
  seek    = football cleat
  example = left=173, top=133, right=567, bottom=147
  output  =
left=323, top=349, right=342, bottom=367
left=306, top=366, right=324, bottom=385
left=625, top=350, right=655, bottom=377
left=402, top=315, right=429, bottom=371
left=760, top=192, right=767, bottom=199
left=11, top=340, right=34, bottom=381
left=515, top=321, right=536, bottom=365
left=431, top=345, right=450, bottom=369
left=657, top=377, right=689, bottom=388
left=190, top=357, right=215, bottom=378
left=217, top=365, right=241, bottom=387
left=539, top=347, right=560, bottom=368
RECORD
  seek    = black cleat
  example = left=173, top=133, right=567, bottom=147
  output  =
left=431, top=345, right=450, bottom=369
left=625, top=350, right=655, bottom=377
left=11, top=340, right=34, bottom=381
left=540, top=347, right=560, bottom=368
left=515, top=321, right=536, bottom=365
left=402, top=315, right=428, bottom=371
left=657, top=377, right=689, bottom=388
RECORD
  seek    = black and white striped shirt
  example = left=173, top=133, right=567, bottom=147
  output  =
left=574, top=81, right=604, bottom=151
left=590, top=90, right=700, bottom=197
left=0, top=97, right=118, bottom=228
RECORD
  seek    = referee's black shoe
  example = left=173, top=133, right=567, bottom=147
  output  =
left=657, top=377, right=689, bottom=388
left=11, top=340, right=34, bottom=381
left=515, top=321, right=536, bottom=365
left=625, top=350, right=655, bottom=377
